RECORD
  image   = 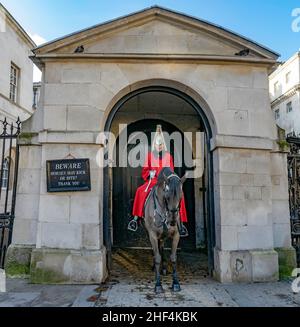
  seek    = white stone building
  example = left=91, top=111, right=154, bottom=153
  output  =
left=0, top=3, right=36, bottom=122
left=0, top=4, right=35, bottom=222
left=5, top=6, right=296, bottom=284
left=269, top=52, right=300, bottom=135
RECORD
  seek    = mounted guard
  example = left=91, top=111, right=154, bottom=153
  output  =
left=128, top=125, right=188, bottom=237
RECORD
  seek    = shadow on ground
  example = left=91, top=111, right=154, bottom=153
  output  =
left=111, top=247, right=209, bottom=282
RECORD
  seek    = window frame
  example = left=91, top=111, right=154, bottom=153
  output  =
left=275, top=108, right=280, bottom=120
left=33, top=86, right=38, bottom=108
left=286, top=101, right=293, bottom=114
left=9, top=62, right=20, bottom=103
left=274, top=81, right=280, bottom=94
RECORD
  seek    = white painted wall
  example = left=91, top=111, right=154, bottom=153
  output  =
left=272, top=93, right=300, bottom=134
left=269, top=52, right=300, bottom=134
left=0, top=6, right=34, bottom=122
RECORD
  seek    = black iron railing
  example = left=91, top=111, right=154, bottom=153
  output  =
left=0, top=117, right=21, bottom=268
left=287, top=132, right=300, bottom=266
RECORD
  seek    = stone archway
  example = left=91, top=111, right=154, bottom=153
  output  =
left=103, top=84, right=215, bottom=276
left=112, top=118, right=196, bottom=249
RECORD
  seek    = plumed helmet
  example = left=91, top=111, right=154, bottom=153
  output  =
left=152, top=125, right=167, bottom=151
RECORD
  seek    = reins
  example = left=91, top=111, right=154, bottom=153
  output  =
left=151, top=173, right=181, bottom=229
left=163, top=174, right=181, bottom=214
left=152, top=186, right=168, bottom=229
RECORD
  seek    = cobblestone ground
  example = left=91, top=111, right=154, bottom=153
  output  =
left=93, top=248, right=300, bottom=307
left=0, top=248, right=299, bottom=307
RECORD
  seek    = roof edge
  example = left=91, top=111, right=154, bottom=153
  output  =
left=269, top=51, right=300, bottom=78
left=30, top=53, right=278, bottom=71
left=32, top=5, right=279, bottom=59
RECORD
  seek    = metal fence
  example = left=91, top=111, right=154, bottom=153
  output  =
left=0, top=118, right=21, bottom=268
left=287, top=132, right=300, bottom=266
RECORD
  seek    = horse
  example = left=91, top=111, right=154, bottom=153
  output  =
left=143, top=167, right=186, bottom=293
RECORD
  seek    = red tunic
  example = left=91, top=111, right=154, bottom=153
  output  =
left=132, top=151, right=188, bottom=222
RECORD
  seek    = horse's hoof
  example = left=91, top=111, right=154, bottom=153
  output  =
left=171, top=283, right=181, bottom=292
left=155, top=285, right=164, bottom=294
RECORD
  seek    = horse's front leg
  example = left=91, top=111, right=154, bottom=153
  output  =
left=149, top=233, right=163, bottom=293
left=170, top=230, right=181, bottom=292
left=159, top=239, right=167, bottom=276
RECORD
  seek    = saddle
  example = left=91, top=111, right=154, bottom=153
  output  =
left=127, top=187, right=158, bottom=232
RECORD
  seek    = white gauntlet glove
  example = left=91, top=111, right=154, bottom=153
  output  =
left=145, top=170, right=156, bottom=193
left=149, top=170, right=156, bottom=179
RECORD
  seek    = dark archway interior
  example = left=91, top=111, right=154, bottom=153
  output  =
left=113, top=118, right=196, bottom=250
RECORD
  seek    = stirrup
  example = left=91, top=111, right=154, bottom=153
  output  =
left=179, top=225, right=189, bottom=238
left=128, top=218, right=138, bottom=232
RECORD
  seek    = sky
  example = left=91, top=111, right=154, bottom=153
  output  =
left=1, top=0, right=300, bottom=81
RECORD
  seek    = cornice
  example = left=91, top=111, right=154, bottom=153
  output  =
left=271, top=84, right=300, bottom=107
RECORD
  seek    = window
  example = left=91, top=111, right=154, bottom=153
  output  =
left=9, top=63, right=19, bottom=103
left=286, top=102, right=293, bottom=113
left=286, top=71, right=291, bottom=84
left=33, top=86, right=40, bottom=109
left=274, top=81, right=280, bottom=94
left=1, top=158, right=9, bottom=189
left=275, top=109, right=280, bottom=120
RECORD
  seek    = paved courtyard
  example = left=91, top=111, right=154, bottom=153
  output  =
left=0, top=249, right=299, bottom=307
left=0, top=276, right=299, bottom=307
left=94, top=278, right=300, bottom=307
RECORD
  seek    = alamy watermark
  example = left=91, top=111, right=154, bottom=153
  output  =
left=95, top=124, right=205, bottom=179
left=292, top=8, right=300, bottom=32
left=291, top=268, right=300, bottom=293
left=0, top=269, right=5, bottom=293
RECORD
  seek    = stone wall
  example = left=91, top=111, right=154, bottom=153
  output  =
left=35, top=62, right=276, bottom=141
left=6, top=27, right=294, bottom=283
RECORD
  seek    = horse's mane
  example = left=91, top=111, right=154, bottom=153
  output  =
left=157, top=167, right=173, bottom=182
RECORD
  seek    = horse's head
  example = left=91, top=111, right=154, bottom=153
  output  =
left=161, top=170, right=187, bottom=226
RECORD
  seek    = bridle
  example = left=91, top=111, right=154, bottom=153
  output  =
left=164, top=174, right=181, bottom=215
left=152, top=173, right=182, bottom=228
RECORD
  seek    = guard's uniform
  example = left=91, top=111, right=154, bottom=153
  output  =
left=132, top=150, right=188, bottom=222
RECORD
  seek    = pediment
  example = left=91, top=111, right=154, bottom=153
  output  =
left=33, top=6, right=278, bottom=60
left=54, top=19, right=256, bottom=57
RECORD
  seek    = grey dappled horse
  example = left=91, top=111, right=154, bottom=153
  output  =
left=144, top=167, right=186, bottom=293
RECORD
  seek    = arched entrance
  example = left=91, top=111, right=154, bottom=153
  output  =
left=103, top=85, right=215, bottom=276
left=113, top=118, right=196, bottom=250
